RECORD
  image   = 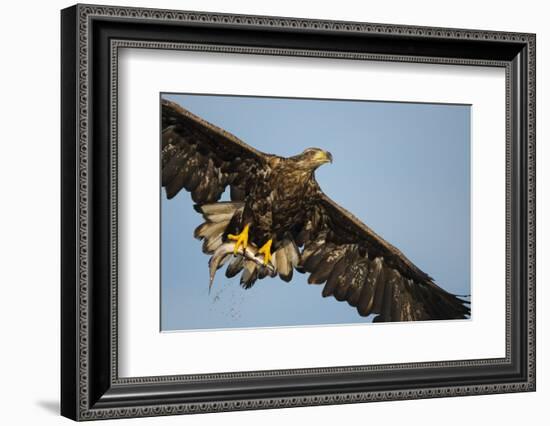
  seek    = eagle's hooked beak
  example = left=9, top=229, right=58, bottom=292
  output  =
left=314, top=150, right=333, bottom=164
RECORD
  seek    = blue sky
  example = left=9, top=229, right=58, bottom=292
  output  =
left=160, top=93, right=471, bottom=331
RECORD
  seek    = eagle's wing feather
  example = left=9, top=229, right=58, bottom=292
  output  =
left=162, top=99, right=268, bottom=203
left=299, top=191, right=470, bottom=321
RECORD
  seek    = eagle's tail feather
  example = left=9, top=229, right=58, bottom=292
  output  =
left=274, top=238, right=300, bottom=282
left=225, top=256, right=244, bottom=278
left=194, top=202, right=244, bottom=255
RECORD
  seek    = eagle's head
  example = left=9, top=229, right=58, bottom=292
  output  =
left=293, top=148, right=333, bottom=170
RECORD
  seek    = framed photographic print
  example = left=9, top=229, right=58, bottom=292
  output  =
left=61, top=4, right=536, bottom=421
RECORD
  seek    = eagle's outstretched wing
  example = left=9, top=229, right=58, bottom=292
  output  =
left=296, top=190, right=470, bottom=321
left=162, top=99, right=268, bottom=202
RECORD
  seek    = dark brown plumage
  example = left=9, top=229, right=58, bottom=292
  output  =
left=162, top=99, right=470, bottom=322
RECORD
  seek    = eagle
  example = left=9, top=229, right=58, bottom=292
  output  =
left=162, top=99, right=470, bottom=322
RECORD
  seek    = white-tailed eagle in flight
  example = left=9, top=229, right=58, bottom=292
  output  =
left=162, top=99, right=470, bottom=322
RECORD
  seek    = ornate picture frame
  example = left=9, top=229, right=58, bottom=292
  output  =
left=61, top=4, right=535, bottom=421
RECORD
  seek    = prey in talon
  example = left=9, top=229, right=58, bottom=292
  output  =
left=208, top=241, right=276, bottom=293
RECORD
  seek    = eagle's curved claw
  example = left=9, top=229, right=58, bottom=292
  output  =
left=227, top=224, right=249, bottom=255
left=258, top=239, right=273, bottom=265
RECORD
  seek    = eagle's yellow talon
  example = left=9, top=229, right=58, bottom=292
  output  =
left=258, top=239, right=273, bottom=265
left=228, top=224, right=250, bottom=255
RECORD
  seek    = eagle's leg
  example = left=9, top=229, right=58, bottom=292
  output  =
left=227, top=224, right=250, bottom=255
left=258, top=239, right=273, bottom=265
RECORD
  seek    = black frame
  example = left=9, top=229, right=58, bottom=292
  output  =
left=61, top=4, right=536, bottom=421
